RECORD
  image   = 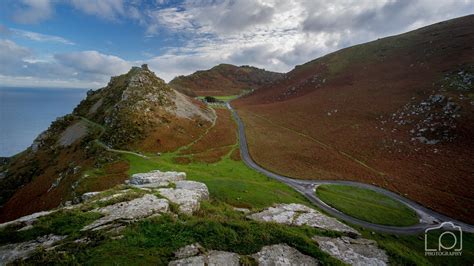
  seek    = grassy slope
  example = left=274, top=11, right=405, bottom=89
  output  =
left=316, top=184, right=418, bottom=226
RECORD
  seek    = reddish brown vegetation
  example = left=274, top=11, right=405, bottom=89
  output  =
left=169, top=64, right=283, bottom=96
left=230, top=147, right=241, bottom=161
left=234, top=16, right=474, bottom=223
left=176, top=108, right=237, bottom=163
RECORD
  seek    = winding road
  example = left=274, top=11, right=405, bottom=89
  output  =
left=227, top=103, right=474, bottom=234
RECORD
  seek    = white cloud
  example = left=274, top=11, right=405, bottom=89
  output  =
left=3, top=0, right=474, bottom=87
left=12, top=29, right=75, bottom=45
left=54, top=50, right=131, bottom=76
left=0, top=40, right=133, bottom=88
left=12, top=0, right=53, bottom=24
left=70, top=0, right=126, bottom=21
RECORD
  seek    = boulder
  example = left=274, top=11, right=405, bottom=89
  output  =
left=158, top=188, right=204, bottom=215
left=0, top=234, right=66, bottom=264
left=174, top=243, right=204, bottom=259
left=129, top=170, right=186, bottom=188
left=169, top=243, right=239, bottom=266
left=175, top=181, right=209, bottom=200
left=82, top=194, right=169, bottom=230
left=251, top=244, right=319, bottom=265
left=313, top=236, right=388, bottom=266
left=248, top=204, right=358, bottom=235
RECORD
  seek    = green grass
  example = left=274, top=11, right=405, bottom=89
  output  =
left=26, top=202, right=344, bottom=265
left=316, top=184, right=418, bottom=226
left=124, top=150, right=308, bottom=209
left=197, top=95, right=240, bottom=102
left=359, top=227, right=474, bottom=265
left=0, top=209, right=101, bottom=245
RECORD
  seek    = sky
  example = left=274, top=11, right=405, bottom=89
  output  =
left=0, top=0, right=473, bottom=89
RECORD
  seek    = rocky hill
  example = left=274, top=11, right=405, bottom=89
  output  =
left=0, top=65, right=215, bottom=222
left=169, top=64, right=283, bottom=97
left=234, top=15, right=474, bottom=223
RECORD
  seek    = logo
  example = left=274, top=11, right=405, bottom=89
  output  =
left=425, top=222, right=462, bottom=256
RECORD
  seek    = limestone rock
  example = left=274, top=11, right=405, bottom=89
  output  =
left=248, top=204, right=358, bottom=235
left=169, top=255, right=206, bottom=266
left=81, top=191, right=100, bottom=202
left=82, top=194, right=169, bottom=230
left=158, top=188, right=204, bottom=215
left=169, top=244, right=239, bottom=266
left=0, top=210, right=54, bottom=230
left=129, top=170, right=186, bottom=188
left=175, top=181, right=209, bottom=200
left=207, top=250, right=240, bottom=266
left=0, top=234, right=66, bottom=264
left=313, top=236, right=388, bottom=266
left=174, top=243, right=204, bottom=259
left=251, top=244, right=318, bottom=265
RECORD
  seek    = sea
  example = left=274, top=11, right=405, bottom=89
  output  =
left=0, top=87, right=88, bottom=157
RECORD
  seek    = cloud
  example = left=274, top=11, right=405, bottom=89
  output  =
left=70, top=0, right=126, bottom=21
left=12, top=29, right=75, bottom=45
left=54, top=50, right=131, bottom=77
left=0, top=40, right=132, bottom=88
left=12, top=0, right=53, bottom=24
left=0, top=40, right=32, bottom=77
left=2, top=0, right=474, bottom=88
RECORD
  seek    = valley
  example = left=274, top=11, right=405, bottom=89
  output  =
left=0, top=15, right=473, bottom=265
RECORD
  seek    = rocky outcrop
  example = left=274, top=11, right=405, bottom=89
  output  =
left=0, top=234, right=66, bottom=265
left=128, top=170, right=186, bottom=188
left=251, top=244, right=319, bottom=266
left=248, top=203, right=358, bottom=235
left=313, top=236, right=388, bottom=266
left=127, top=170, right=209, bottom=215
left=82, top=194, right=169, bottom=231
left=169, top=243, right=318, bottom=266
left=169, top=243, right=240, bottom=266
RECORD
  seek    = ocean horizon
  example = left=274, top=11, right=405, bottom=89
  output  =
left=0, top=87, right=88, bottom=157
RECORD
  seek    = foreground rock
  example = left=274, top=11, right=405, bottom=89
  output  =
left=169, top=243, right=240, bottom=266
left=313, top=236, right=388, bottom=266
left=248, top=203, right=358, bottom=235
left=82, top=194, right=169, bottom=231
left=251, top=244, right=319, bottom=265
left=169, top=243, right=318, bottom=266
left=158, top=181, right=209, bottom=215
left=0, top=234, right=66, bottom=265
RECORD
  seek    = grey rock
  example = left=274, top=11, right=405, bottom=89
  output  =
left=129, top=170, right=186, bottom=188
left=313, top=236, right=388, bottom=266
left=0, top=234, right=66, bottom=265
left=174, top=243, right=204, bottom=259
left=0, top=210, right=54, bottom=230
left=81, top=191, right=101, bottom=202
left=169, top=255, right=206, bottom=266
left=248, top=204, right=358, bottom=235
left=251, top=244, right=318, bottom=266
left=82, top=194, right=169, bottom=230
left=157, top=188, right=205, bottom=215
left=169, top=244, right=239, bottom=266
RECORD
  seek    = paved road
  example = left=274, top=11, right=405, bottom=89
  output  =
left=227, top=103, right=474, bottom=234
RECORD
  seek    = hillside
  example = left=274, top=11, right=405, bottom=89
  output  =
left=0, top=65, right=215, bottom=222
left=169, top=64, right=283, bottom=97
left=234, top=15, right=474, bottom=223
